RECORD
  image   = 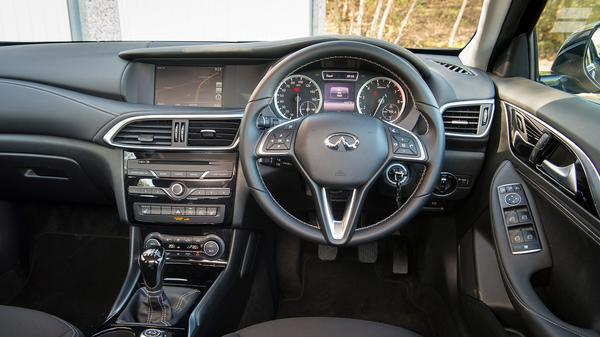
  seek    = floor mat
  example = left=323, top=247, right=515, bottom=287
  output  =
left=10, top=233, right=129, bottom=335
left=277, top=256, right=458, bottom=337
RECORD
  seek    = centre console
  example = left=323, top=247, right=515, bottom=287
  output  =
left=94, top=149, right=244, bottom=337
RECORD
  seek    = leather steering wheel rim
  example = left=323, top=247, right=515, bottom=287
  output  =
left=239, top=40, right=444, bottom=246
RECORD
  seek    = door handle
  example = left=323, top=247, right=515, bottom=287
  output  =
left=540, top=160, right=577, bottom=194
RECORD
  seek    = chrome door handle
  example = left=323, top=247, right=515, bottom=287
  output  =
left=540, top=160, right=577, bottom=194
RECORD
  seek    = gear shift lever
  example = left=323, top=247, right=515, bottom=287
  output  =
left=118, top=243, right=200, bottom=325
left=139, top=247, right=165, bottom=291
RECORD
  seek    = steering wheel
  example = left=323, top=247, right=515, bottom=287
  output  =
left=240, top=40, right=444, bottom=246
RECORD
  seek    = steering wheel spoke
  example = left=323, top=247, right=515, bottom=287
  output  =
left=255, top=119, right=300, bottom=158
left=311, top=184, right=370, bottom=246
left=386, top=123, right=428, bottom=163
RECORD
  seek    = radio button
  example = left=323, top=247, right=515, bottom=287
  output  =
left=190, top=189, right=206, bottom=196
left=154, top=171, right=171, bottom=178
left=186, top=171, right=203, bottom=178
left=128, top=169, right=154, bottom=177
left=170, top=183, right=185, bottom=196
left=205, top=171, right=233, bottom=179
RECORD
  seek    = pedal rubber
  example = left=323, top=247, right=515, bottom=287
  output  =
left=318, top=244, right=338, bottom=261
left=358, top=242, right=378, bottom=263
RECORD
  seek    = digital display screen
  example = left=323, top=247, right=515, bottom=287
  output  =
left=155, top=66, right=223, bottom=107
left=323, top=82, right=355, bottom=112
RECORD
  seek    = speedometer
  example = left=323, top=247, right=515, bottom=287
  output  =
left=357, top=77, right=406, bottom=122
left=274, top=75, right=322, bottom=119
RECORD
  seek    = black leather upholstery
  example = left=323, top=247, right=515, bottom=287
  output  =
left=117, top=286, right=201, bottom=326
left=0, top=305, right=83, bottom=337
left=223, top=317, right=423, bottom=337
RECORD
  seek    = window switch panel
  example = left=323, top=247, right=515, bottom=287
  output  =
left=497, top=183, right=542, bottom=255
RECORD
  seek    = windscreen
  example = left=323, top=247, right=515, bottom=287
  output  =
left=0, top=0, right=483, bottom=49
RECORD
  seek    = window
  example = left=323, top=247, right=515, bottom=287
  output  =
left=536, top=0, right=600, bottom=102
left=0, top=0, right=483, bottom=49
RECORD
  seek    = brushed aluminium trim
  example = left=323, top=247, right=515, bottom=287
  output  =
left=440, top=99, right=495, bottom=138
left=103, top=113, right=243, bottom=150
left=503, top=101, right=600, bottom=216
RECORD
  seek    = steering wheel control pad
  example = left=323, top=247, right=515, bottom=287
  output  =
left=294, top=113, right=388, bottom=188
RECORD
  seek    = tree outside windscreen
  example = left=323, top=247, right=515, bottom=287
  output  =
left=324, top=0, right=484, bottom=49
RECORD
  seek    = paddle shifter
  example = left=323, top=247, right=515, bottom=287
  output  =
left=139, top=247, right=165, bottom=291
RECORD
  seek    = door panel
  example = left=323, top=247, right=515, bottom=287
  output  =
left=488, top=77, right=600, bottom=337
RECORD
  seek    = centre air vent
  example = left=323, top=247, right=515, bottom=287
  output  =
left=112, top=119, right=173, bottom=146
left=434, top=61, right=475, bottom=76
left=442, top=102, right=494, bottom=137
left=187, top=119, right=241, bottom=147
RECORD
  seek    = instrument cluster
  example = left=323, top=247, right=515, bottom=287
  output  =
left=272, top=69, right=411, bottom=123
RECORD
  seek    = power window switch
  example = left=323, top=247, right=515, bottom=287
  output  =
left=517, top=209, right=532, bottom=223
left=508, top=229, right=524, bottom=244
left=504, top=210, right=519, bottom=225
left=522, top=228, right=538, bottom=242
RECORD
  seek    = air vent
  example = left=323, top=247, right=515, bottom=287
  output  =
left=113, top=120, right=173, bottom=146
left=443, top=105, right=484, bottom=135
left=434, top=61, right=475, bottom=76
left=187, top=119, right=241, bottom=147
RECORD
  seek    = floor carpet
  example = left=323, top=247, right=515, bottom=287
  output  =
left=10, top=232, right=129, bottom=335
left=277, top=256, right=458, bottom=337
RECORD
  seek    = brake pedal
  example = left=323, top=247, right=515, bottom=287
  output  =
left=358, top=242, right=378, bottom=263
left=318, top=244, right=338, bottom=261
left=393, top=239, right=408, bottom=274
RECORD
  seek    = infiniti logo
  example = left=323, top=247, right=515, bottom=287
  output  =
left=324, top=133, right=360, bottom=152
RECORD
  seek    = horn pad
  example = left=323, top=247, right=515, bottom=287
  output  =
left=294, top=113, right=389, bottom=188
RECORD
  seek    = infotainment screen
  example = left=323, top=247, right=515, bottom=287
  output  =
left=155, top=66, right=223, bottom=107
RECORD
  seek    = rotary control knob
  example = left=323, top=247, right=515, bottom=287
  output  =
left=170, top=183, right=185, bottom=196
left=203, top=240, right=221, bottom=257
left=141, top=329, right=165, bottom=337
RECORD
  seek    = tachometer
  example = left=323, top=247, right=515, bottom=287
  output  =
left=357, top=77, right=406, bottom=122
left=274, top=75, right=322, bottom=119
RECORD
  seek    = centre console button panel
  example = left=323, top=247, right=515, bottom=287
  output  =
left=134, top=203, right=225, bottom=224
left=497, top=183, right=542, bottom=254
left=124, top=152, right=236, bottom=225
left=144, top=232, right=226, bottom=266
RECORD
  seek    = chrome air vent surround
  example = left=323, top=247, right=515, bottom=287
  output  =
left=103, top=113, right=243, bottom=150
left=440, top=100, right=495, bottom=138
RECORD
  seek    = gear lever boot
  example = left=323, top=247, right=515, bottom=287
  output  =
left=117, top=247, right=201, bottom=325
